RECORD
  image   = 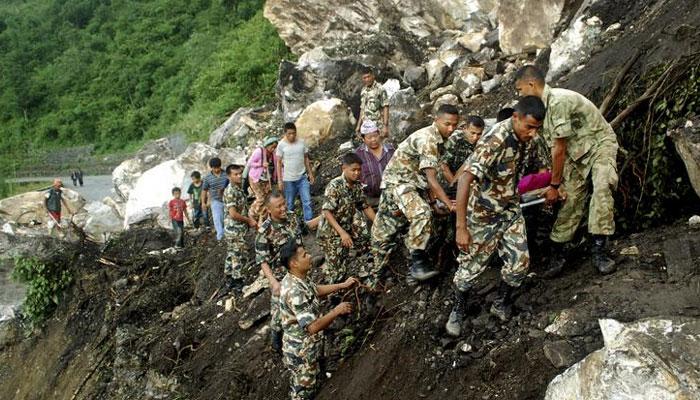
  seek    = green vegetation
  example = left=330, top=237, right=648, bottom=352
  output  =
left=11, top=256, right=73, bottom=325
left=0, top=0, right=291, bottom=176
left=0, top=179, right=52, bottom=199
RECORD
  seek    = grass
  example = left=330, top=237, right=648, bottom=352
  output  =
left=0, top=180, right=53, bottom=200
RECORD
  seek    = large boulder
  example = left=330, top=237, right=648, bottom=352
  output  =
left=668, top=116, right=700, bottom=199
left=0, top=188, right=85, bottom=226
left=498, top=0, right=566, bottom=55
left=208, top=107, right=274, bottom=150
left=74, top=201, right=123, bottom=243
left=123, top=144, right=246, bottom=228
left=388, top=87, right=425, bottom=143
left=112, top=138, right=177, bottom=200
left=547, top=16, right=602, bottom=81
left=544, top=318, right=700, bottom=400
left=294, top=98, right=354, bottom=148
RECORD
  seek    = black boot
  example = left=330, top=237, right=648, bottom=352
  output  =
left=445, top=287, right=469, bottom=337
left=490, top=281, right=514, bottom=322
left=270, top=329, right=283, bottom=354
left=592, top=235, right=616, bottom=274
left=409, top=250, right=439, bottom=281
left=542, top=241, right=568, bottom=278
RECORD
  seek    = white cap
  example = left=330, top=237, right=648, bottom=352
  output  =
left=360, top=119, right=379, bottom=135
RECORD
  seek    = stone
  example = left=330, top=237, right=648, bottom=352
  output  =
left=453, top=68, right=484, bottom=95
left=0, top=320, right=21, bottom=350
left=689, top=215, right=700, bottom=228
left=426, top=59, right=449, bottom=89
left=663, top=234, right=700, bottom=281
left=482, top=60, right=504, bottom=78
left=243, top=275, right=269, bottom=298
left=433, top=94, right=460, bottom=113
left=207, top=107, right=271, bottom=150
left=403, top=66, right=427, bottom=89
left=438, top=38, right=468, bottom=67
left=544, top=318, right=700, bottom=400
left=457, top=75, right=483, bottom=102
left=388, top=87, right=425, bottom=143
left=75, top=201, right=123, bottom=243
left=667, top=116, right=700, bottom=198
left=456, top=29, right=488, bottom=52
left=112, top=138, right=177, bottom=200
left=481, top=75, right=503, bottom=93
left=547, top=16, right=603, bottom=81
left=430, top=85, right=459, bottom=101
left=338, top=141, right=355, bottom=153
left=543, top=340, right=577, bottom=368
left=0, top=188, right=85, bottom=227
left=545, top=309, right=594, bottom=337
left=294, top=98, right=354, bottom=148
left=498, top=0, right=566, bottom=55
left=619, top=246, right=640, bottom=256
left=383, top=78, right=401, bottom=99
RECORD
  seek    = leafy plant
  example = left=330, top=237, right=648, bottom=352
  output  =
left=11, top=256, right=73, bottom=325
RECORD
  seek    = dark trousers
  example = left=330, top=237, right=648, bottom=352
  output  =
left=192, top=207, right=209, bottom=228
left=172, top=220, right=185, bottom=247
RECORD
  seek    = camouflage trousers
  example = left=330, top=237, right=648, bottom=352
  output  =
left=224, top=233, right=248, bottom=280
left=454, top=211, right=530, bottom=292
left=283, top=337, right=323, bottom=400
left=270, top=292, right=282, bottom=333
left=365, top=185, right=432, bottom=279
left=551, top=145, right=618, bottom=243
left=318, top=212, right=371, bottom=283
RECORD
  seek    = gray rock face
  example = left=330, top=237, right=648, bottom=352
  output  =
left=543, top=340, right=577, bottom=368
left=403, top=65, right=427, bottom=89
left=547, top=16, right=602, bottom=81
left=668, top=116, right=700, bottom=199
left=388, top=87, right=425, bottom=143
left=498, top=0, right=566, bottom=55
left=112, top=138, right=177, bottom=201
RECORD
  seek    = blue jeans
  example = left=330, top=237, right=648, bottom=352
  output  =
left=211, top=199, right=225, bottom=240
left=172, top=220, right=185, bottom=247
left=284, top=175, right=313, bottom=222
left=192, top=207, right=209, bottom=228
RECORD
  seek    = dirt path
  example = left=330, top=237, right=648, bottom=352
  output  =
left=8, top=175, right=114, bottom=202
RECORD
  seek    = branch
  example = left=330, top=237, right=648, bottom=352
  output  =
left=600, top=49, right=640, bottom=117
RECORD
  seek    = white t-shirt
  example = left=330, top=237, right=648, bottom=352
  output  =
left=276, top=139, right=308, bottom=181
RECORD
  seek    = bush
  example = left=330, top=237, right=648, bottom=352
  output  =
left=11, top=256, right=73, bottom=325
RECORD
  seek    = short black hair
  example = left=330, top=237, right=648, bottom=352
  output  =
left=209, top=157, right=222, bottom=168
left=360, top=66, right=373, bottom=75
left=514, top=65, right=545, bottom=85
left=265, top=191, right=284, bottom=205
left=283, top=122, right=297, bottom=132
left=466, top=115, right=485, bottom=129
left=172, top=187, right=181, bottom=194
left=496, top=107, right=515, bottom=122
left=342, top=152, right=363, bottom=166
left=436, top=104, right=460, bottom=117
left=191, top=171, right=201, bottom=179
left=279, top=240, right=299, bottom=269
left=225, top=164, right=244, bottom=175
left=514, top=96, right=546, bottom=121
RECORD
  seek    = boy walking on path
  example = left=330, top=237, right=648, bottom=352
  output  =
left=187, top=171, right=209, bottom=229
left=169, top=187, right=190, bottom=247
left=445, top=96, right=546, bottom=337
left=276, top=123, right=318, bottom=230
left=223, top=164, right=257, bottom=291
left=45, top=178, right=72, bottom=236
left=278, top=240, right=356, bottom=400
left=202, top=157, right=229, bottom=240
left=317, top=153, right=376, bottom=283
left=255, top=192, right=303, bottom=352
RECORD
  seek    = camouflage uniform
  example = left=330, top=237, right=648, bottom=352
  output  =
left=454, top=120, right=532, bottom=291
left=255, top=212, right=302, bottom=333
left=440, top=130, right=476, bottom=183
left=223, top=183, right=250, bottom=280
left=540, top=85, right=619, bottom=243
left=360, top=81, right=389, bottom=131
left=365, top=123, right=444, bottom=279
left=316, top=175, right=371, bottom=283
left=279, top=272, right=323, bottom=400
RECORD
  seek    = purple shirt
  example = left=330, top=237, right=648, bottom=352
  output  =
left=355, top=143, right=395, bottom=198
left=246, top=147, right=276, bottom=183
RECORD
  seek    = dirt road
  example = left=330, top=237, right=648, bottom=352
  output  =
left=8, top=175, right=114, bottom=202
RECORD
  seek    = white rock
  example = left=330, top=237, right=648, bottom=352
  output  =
left=383, top=79, right=401, bottom=99
left=338, top=141, right=355, bottom=153
left=689, top=215, right=700, bottom=228
left=112, top=138, right=176, bottom=200
left=498, top=0, right=566, bottom=55
left=208, top=107, right=255, bottom=149
left=0, top=189, right=85, bottom=226
left=457, top=29, right=488, bottom=52
left=426, top=59, right=449, bottom=88
left=433, top=94, right=460, bottom=113
left=430, top=85, right=458, bottom=101
left=619, top=246, right=640, bottom=256
left=481, top=75, right=503, bottom=93
left=547, top=15, right=603, bottom=81
left=295, top=98, right=353, bottom=148
left=79, top=201, right=123, bottom=243
left=458, top=74, right=483, bottom=102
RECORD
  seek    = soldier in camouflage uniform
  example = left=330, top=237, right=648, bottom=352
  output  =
left=515, top=65, right=618, bottom=276
left=278, top=241, right=356, bottom=400
left=223, top=164, right=257, bottom=291
left=255, top=192, right=303, bottom=352
left=439, top=115, right=485, bottom=193
left=446, top=96, right=546, bottom=336
left=363, top=104, right=460, bottom=287
left=356, top=66, right=389, bottom=138
left=317, top=153, right=376, bottom=283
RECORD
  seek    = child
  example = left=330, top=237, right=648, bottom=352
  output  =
left=317, top=153, right=375, bottom=283
left=278, top=241, right=356, bottom=400
left=187, top=171, right=209, bottom=229
left=169, top=187, right=190, bottom=247
left=223, top=164, right=257, bottom=291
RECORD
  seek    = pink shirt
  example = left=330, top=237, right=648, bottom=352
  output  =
left=518, top=171, right=552, bottom=194
left=246, top=148, right=276, bottom=183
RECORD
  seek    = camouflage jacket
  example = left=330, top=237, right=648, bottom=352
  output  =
left=223, top=183, right=249, bottom=235
left=381, top=123, right=445, bottom=190
left=279, top=272, right=323, bottom=346
left=360, top=81, right=389, bottom=126
left=440, top=130, right=476, bottom=173
left=317, top=175, right=368, bottom=239
left=541, top=84, right=618, bottom=167
left=466, top=119, right=532, bottom=217
left=255, top=212, right=302, bottom=275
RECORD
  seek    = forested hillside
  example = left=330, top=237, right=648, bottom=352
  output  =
left=0, top=0, right=290, bottom=174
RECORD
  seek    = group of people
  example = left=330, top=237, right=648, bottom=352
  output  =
left=160, top=64, right=619, bottom=400
left=69, top=168, right=84, bottom=187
